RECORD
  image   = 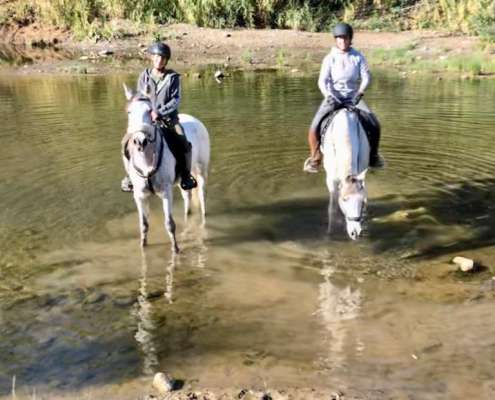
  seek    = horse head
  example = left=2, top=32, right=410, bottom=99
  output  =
left=338, top=170, right=367, bottom=241
left=124, top=82, right=153, bottom=128
left=123, top=84, right=159, bottom=178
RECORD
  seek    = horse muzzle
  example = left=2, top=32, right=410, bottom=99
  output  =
left=346, top=219, right=363, bottom=241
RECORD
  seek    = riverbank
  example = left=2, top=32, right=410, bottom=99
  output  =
left=1, top=23, right=494, bottom=78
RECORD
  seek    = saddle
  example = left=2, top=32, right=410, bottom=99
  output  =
left=122, top=121, right=192, bottom=184
left=319, top=106, right=380, bottom=149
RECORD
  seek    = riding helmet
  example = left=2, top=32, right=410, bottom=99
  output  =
left=333, top=22, right=353, bottom=39
left=147, top=42, right=172, bottom=59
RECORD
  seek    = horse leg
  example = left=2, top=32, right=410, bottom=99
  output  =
left=134, top=193, right=150, bottom=247
left=196, top=171, right=207, bottom=226
left=162, top=185, right=180, bottom=253
left=180, top=188, right=192, bottom=223
left=326, top=178, right=337, bottom=235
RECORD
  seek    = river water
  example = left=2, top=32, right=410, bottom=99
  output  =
left=1, top=70, right=495, bottom=399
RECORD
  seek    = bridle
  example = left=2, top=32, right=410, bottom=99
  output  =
left=127, top=95, right=164, bottom=193
left=130, top=124, right=163, bottom=180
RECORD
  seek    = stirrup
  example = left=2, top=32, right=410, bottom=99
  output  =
left=121, top=176, right=133, bottom=192
left=303, top=157, right=320, bottom=173
left=180, top=174, right=197, bottom=191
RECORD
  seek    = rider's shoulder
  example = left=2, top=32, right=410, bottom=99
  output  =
left=139, top=68, right=152, bottom=78
left=165, top=69, right=180, bottom=78
left=348, top=48, right=367, bottom=60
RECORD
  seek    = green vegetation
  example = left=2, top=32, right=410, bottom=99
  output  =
left=276, top=48, right=288, bottom=67
left=1, top=0, right=495, bottom=41
left=241, top=49, right=254, bottom=64
left=368, top=44, right=495, bottom=76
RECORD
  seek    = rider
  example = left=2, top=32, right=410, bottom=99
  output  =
left=303, top=22, right=384, bottom=173
left=121, top=42, right=197, bottom=192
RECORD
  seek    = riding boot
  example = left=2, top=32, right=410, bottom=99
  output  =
left=303, top=128, right=322, bottom=173
left=175, top=133, right=197, bottom=191
left=359, top=111, right=385, bottom=168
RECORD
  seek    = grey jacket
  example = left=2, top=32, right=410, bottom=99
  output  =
left=318, top=47, right=371, bottom=102
left=137, top=68, right=181, bottom=123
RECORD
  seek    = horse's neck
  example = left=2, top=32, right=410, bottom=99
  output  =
left=127, top=123, right=153, bottom=135
left=327, top=110, right=362, bottom=180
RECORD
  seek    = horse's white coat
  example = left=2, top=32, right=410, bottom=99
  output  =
left=321, top=108, right=369, bottom=240
left=123, top=85, right=210, bottom=251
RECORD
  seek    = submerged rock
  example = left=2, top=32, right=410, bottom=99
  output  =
left=452, top=256, right=475, bottom=272
left=214, top=70, right=224, bottom=79
left=152, top=372, right=174, bottom=394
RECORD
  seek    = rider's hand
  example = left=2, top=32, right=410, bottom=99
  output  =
left=352, top=92, right=363, bottom=106
left=151, top=111, right=159, bottom=122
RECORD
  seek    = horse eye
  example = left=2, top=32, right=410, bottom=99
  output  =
left=342, top=196, right=349, bottom=201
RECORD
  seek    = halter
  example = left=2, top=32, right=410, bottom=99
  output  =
left=129, top=124, right=164, bottom=193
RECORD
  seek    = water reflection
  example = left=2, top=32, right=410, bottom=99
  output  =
left=180, top=226, right=209, bottom=270
left=317, top=251, right=363, bottom=369
left=133, top=249, right=160, bottom=375
left=164, top=251, right=177, bottom=304
left=1, top=71, right=495, bottom=398
left=133, top=226, right=209, bottom=375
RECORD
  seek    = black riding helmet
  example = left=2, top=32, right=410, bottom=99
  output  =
left=333, top=22, right=353, bottom=40
left=147, top=42, right=171, bottom=59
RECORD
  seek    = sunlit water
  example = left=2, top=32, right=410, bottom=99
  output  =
left=1, top=70, right=495, bottom=399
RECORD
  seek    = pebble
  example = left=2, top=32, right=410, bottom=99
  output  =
left=84, top=291, right=106, bottom=304
left=152, top=372, right=174, bottom=394
left=330, top=391, right=344, bottom=400
left=452, top=256, right=475, bottom=272
left=98, top=49, right=114, bottom=56
left=113, top=295, right=135, bottom=307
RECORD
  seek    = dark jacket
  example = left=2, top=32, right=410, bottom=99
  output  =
left=137, top=68, right=181, bottom=123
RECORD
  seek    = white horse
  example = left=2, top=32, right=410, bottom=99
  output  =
left=321, top=107, right=369, bottom=240
left=123, top=84, right=210, bottom=251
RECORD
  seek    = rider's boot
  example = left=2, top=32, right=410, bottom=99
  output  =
left=360, top=112, right=385, bottom=169
left=303, top=128, right=322, bottom=173
left=180, top=147, right=197, bottom=191
left=369, top=152, right=386, bottom=169
left=174, top=126, right=197, bottom=191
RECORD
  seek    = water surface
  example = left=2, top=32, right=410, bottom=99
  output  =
left=1, top=71, right=495, bottom=399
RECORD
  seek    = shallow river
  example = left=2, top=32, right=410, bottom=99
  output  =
left=1, top=70, right=495, bottom=399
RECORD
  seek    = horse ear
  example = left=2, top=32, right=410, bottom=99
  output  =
left=356, top=169, right=368, bottom=181
left=123, top=83, right=134, bottom=100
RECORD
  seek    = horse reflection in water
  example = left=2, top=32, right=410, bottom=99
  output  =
left=133, top=232, right=209, bottom=374
left=123, top=84, right=210, bottom=252
left=132, top=249, right=162, bottom=374
left=321, top=108, right=369, bottom=240
left=317, top=252, right=363, bottom=369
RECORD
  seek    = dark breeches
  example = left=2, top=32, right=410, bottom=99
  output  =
left=311, top=99, right=381, bottom=158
